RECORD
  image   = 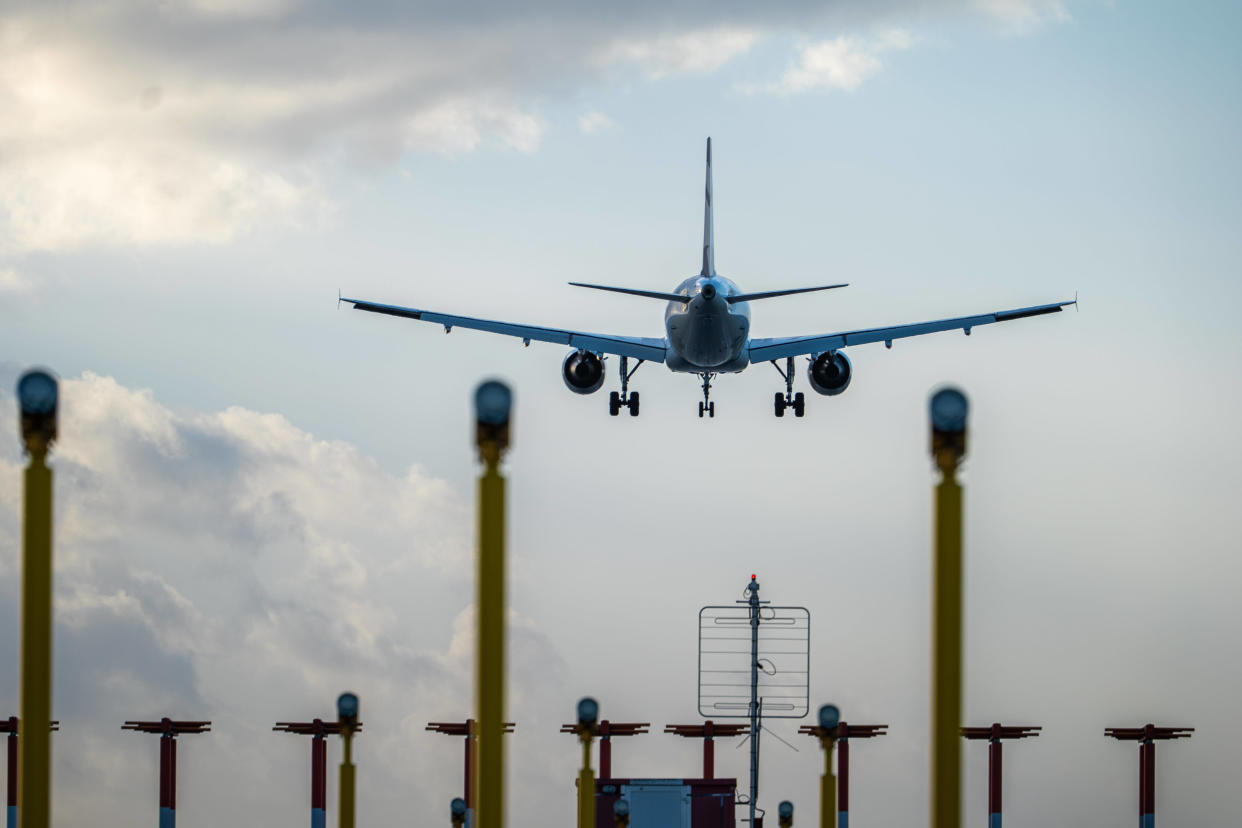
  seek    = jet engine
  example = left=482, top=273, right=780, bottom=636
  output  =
left=808, top=351, right=852, bottom=396
left=561, top=350, right=606, bottom=394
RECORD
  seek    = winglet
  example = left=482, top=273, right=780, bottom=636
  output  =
left=337, top=288, right=341, bottom=309
left=701, top=137, right=714, bottom=277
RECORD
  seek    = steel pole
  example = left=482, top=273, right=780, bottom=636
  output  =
left=932, top=456, right=963, bottom=828
left=339, top=731, right=355, bottom=828
left=7, top=724, right=17, bottom=828
left=312, top=736, right=326, bottom=828
left=988, top=738, right=1001, bottom=828
left=837, top=732, right=849, bottom=828
left=819, top=736, right=836, bottom=828
left=19, top=446, right=52, bottom=828
left=749, top=583, right=760, bottom=827
left=577, top=733, right=595, bottom=828
left=476, top=456, right=506, bottom=828
left=1141, top=739, right=1155, bottom=828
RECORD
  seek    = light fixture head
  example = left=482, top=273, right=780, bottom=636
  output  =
left=451, top=798, right=467, bottom=817
left=614, top=799, right=630, bottom=818
left=337, top=692, right=359, bottom=726
left=475, top=380, right=512, bottom=426
left=17, top=369, right=58, bottom=450
left=818, top=704, right=840, bottom=731
left=930, top=387, right=968, bottom=434
left=778, top=801, right=794, bottom=820
left=577, top=697, right=599, bottom=727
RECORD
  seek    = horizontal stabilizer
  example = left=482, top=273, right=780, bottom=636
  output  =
left=569, top=282, right=691, bottom=303
left=726, top=284, right=848, bottom=304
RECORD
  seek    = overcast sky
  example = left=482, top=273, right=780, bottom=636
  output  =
left=1, top=0, right=1241, bottom=825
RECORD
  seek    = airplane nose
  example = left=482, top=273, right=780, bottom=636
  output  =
left=701, top=283, right=717, bottom=301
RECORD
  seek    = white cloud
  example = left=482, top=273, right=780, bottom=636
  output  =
left=0, top=372, right=569, bottom=826
left=972, top=0, right=1072, bottom=33
left=577, top=110, right=614, bottom=135
left=749, top=29, right=917, bottom=95
left=0, top=267, right=30, bottom=294
left=604, top=26, right=762, bottom=79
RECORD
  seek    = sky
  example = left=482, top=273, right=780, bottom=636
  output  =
left=1, top=0, right=1240, bottom=825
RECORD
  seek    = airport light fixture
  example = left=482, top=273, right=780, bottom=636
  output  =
left=961, top=724, right=1040, bottom=828
left=336, top=693, right=360, bottom=828
left=800, top=715, right=889, bottom=828
left=613, top=798, right=630, bottom=828
left=427, top=719, right=515, bottom=825
left=451, top=797, right=467, bottom=828
left=121, top=718, right=211, bottom=828
left=664, top=722, right=749, bottom=779
left=1106, top=724, right=1193, bottom=827
left=2, top=718, right=58, bottom=828
left=474, top=379, right=513, bottom=828
left=16, top=369, right=58, bottom=828
left=560, top=719, right=649, bottom=780
left=929, top=386, right=968, bottom=828
left=275, top=718, right=362, bottom=828
left=573, top=698, right=600, bottom=828
left=778, top=800, right=794, bottom=828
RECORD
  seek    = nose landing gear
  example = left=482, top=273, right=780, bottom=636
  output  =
left=771, top=357, right=805, bottom=418
left=609, top=356, right=643, bottom=417
left=698, top=372, right=716, bottom=418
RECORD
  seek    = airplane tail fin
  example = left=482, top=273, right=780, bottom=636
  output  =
left=701, top=137, right=714, bottom=277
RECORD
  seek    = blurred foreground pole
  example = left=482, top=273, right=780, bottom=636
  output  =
left=929, top=388, right=968, bottom=828
left=575, top=698, right=599, bottom=828
left=337, top=694, right=359, bottom=828
left=2, top=721, right=58, bottom=828
left=474, top=381, right=512, bottom=828
left=816, top=705, right=839, bottom=828
left=17, top=370, right=57, bottom=828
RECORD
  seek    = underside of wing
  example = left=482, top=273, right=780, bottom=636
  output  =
left=748, top=299, right=1074, bottom=362
left=341, top=297, right=667, bottom=363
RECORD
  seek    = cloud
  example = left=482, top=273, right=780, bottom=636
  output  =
left=0, top=267, right=30, bottom=294
left=748, top=29, right=916, bottom=95
left=0, top=2, right=1074, bottom=254
left=577, top=111, right=614, bottom=135
left=0, top=371, right=569, bottom=826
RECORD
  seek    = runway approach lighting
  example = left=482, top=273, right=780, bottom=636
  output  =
left=451, top=798, right=467, bottom=828
left=929, top=386, right=967, bottom=828
left=1105, top=724, right=1193, bottom=827
left=779, top=800, right=795, bottom=828
left=613, top=798, right=630, bottom=828
left=664, top=722, right=749, bottom=779
left=575, top=698, right=599, bottom=828
left=121, top=718, right=211, bottom=828
left=474, top=379, right=512, bottom=828
left=799, top=719, right=888, bottom=827
left=427, top=719, right=516, bottom=827
left=961, top=724, right=1040, bottom=828
left=16, top=369, right=57, bottom=828
left=807, top=705, right=840, bottom=828
left=559, top=720, right=650, bottom=780
left=3, top=718, right=58, bottom=828
left=274, top=718, right=362, bottom=828
left=336, top=693, right=359, bottom=828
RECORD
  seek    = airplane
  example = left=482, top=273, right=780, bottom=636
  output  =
left=341, top=138, right=1074, bottom=418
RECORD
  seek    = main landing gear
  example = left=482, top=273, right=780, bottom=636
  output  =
left=698, top=372, right=716, bottom=418
left=609, top=355, right=643, bottom=417
left=771, top=357, right=805, bottom=418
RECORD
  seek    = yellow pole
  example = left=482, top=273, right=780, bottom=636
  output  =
left=819, top=736, right=836, bottom=828
left=20, top=439, right=53, bottom=828
left=577, top=731, right=595, bottom=828
left=929, top=388, right=966, bottom=828
left=476, top=440, right=507, bottom=828
left=339, top=730, right=355, bottom=828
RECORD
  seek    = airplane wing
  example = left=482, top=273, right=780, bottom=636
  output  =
left=341, top=297, right=668, bottom=363
left=747, top=299, right=1075, bottom=363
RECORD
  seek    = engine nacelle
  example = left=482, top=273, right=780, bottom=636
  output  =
left=561, top=350, right=606, bottom=394
left=808, top=351, right=852, bottom=396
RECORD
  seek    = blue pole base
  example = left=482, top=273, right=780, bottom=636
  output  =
left=838, top=811, right=848, bottom=828
left=312, top=807, right=326, bottom=828
left=990, top=813, right=1002, bottom=828
left=160, top=806, right=175, bottom=828
left=7, top=804, right=16, bottom=828
left=1141, top=815, right=1155, bottom=828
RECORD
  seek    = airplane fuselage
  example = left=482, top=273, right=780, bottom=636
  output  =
left=664, top=275, right=752, bottom=373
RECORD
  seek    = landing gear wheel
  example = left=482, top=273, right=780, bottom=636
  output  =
left=708, top=402, right=715, bottom=418
left=609, top=391, right=621, bottom=416
left=774, top=392, right=786, bottom=418
left=698, top=402, right=705, bottom=418
left=793, top=392, right=805, bottom=418
left=629, top=392, right=640, bottom=417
